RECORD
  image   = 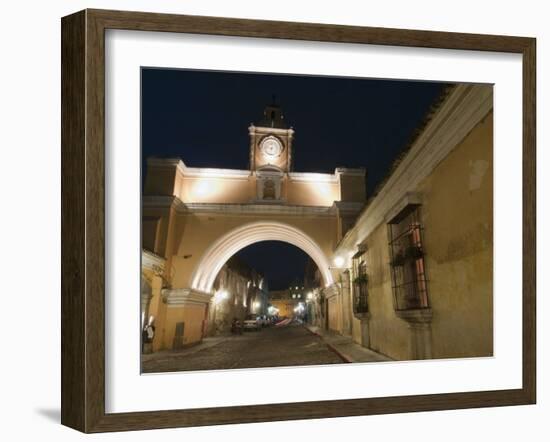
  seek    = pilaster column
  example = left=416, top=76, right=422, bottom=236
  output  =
left=396, top=309, right=433, bottom=359
left=340, top=271, right=353, bottom=336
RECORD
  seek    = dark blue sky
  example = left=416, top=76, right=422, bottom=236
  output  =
left=142, top=68, right=447, bottom=290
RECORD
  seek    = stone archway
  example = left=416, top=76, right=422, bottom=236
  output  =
left=190, top=221, right=334, bottom=293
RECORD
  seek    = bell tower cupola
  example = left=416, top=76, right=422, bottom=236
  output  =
left=249, top=98, right=294, bottom=173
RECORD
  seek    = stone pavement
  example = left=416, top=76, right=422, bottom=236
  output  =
left=141, top=335, right=229, bottom=366
left=141, top=322, right=346, bottom=373
left=304, top=325, right=392, bottom=363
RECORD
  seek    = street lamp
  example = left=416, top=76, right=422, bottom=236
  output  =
left=333, top=256, right=345, bottom=268
left=214, top=290, right=229, bottom=304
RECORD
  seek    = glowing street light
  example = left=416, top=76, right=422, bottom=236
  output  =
left=214, top=290, right=229, bottom=304
left=333, top=256, right=345, bottom=268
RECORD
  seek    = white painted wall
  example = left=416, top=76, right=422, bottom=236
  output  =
left=0, top=0, right=548, bottom=441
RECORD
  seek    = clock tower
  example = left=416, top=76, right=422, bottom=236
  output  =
left=248, top=101, right=294, bottom=173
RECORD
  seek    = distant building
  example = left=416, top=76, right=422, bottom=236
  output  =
left=269, top=282, right=307, bottom=319
left=303, top=258, right=323, bottom=326
left=208, top=256, right=268, bottom=336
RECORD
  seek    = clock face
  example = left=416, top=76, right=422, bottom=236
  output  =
left=260, top=137, right=283, bottom=160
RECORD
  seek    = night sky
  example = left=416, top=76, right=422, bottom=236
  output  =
left=142, top=68, right=447, bottom=290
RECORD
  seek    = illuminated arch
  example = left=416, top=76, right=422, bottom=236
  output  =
left=190, top=221, right=334, bottom=293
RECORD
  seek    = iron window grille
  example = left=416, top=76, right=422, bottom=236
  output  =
left=388, top=206, right=429, bottom=311
left=352, top=250, right=369, bottom=314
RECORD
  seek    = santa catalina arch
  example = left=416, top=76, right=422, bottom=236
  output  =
left=142, top=101, right=365, bottom=350
left=190, top=221, right=335, bottom=293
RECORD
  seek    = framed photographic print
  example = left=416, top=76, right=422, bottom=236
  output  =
left=61, top=9, right=536, bottom=433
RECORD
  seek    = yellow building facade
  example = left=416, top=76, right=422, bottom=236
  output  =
left=327, top=84, right=494, bottom=360
left=269, top=285, right=307, bottom=319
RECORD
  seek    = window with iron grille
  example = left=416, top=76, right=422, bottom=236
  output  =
left=388, top=206, right=429, bottom=311
left=352, top=249, right=369, bottom=314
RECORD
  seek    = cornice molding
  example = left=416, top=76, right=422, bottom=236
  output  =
left=322, top=283, right=341, bottom=299
left=162, top=288, right=213, bottom=307
left=142, top=249, right=165, bottom=271
left=384, top=192, right=422, bottom=224
left=335, top=167, right=367, bottom=177
left=146, top=157, right=184, bottom=169
left=288, top=171, right=338, bottom=183
left=183, top=202, right=336, bottom=216
left=142, top=195, right=185, bottom=212
left=395, top=308, right=433, bottom=324
left=248, top=124, right=295, bottom=136
left=147, top=158, right=252, bottom=180
left=180, top=167, right=251, bottom=180
left=335, top=84, right=493, bottom=260
left=334, top=201, right=365, bottom=213
left=147, top=158, right=366, bottom=183
left=146, top=159, right=365, bottom=183
left=143, top=196, right=337, bottom=216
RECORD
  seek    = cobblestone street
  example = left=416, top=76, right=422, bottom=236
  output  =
left=142, top=323, right=347, bottom=373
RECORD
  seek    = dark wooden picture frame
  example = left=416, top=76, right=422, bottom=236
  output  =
left=61, top=9, right=536, bottom=433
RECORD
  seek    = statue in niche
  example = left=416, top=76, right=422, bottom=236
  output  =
left=263, top=179, right=276, bottom=199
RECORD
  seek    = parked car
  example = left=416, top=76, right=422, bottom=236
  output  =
left=243, top=314, right=260, bottom=331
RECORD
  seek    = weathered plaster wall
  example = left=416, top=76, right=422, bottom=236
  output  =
left=178, top=175, right=254, bottom=204
left=354, top=222, right=411, bottom=359
left=419, top=111, right=493, bottom=358
left=285, top=179, right=340, bottom=206
left=328, top=296, right=341, bottom=332
left=161, top=304, right=207, bottom=349
left=350, top=111, right=493, bottom=360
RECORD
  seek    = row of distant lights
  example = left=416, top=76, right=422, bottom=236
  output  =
left=216, top=256, right=345, bottom=306
left=213, top=257, right=344, bottom=308
left=284, top=255, right=345, bottom=302
left=214, top=289, right=261, bottom=309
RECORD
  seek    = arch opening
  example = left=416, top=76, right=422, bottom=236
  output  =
left=190, top=221, right=334, bottom=293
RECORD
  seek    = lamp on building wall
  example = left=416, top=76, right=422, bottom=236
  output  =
left=333, top=256, right=345, bottom=268
left=330, top=255, right=354, bottom=272
left=214, top=290, right=229, bottom=304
